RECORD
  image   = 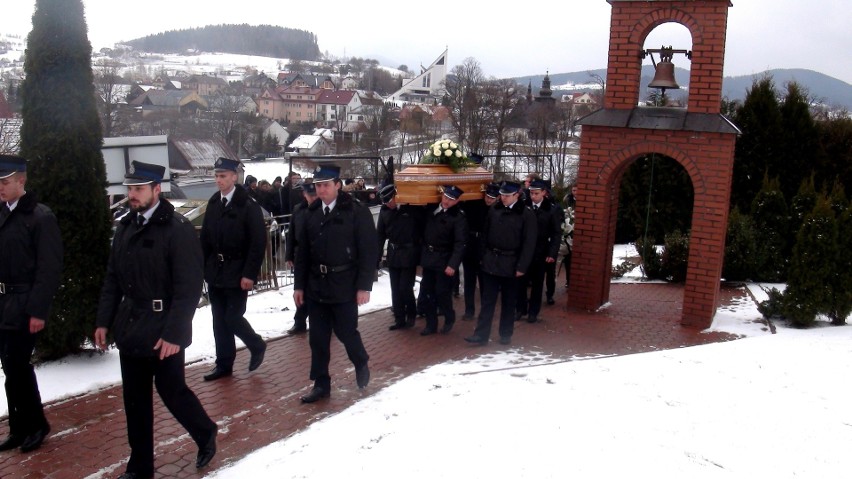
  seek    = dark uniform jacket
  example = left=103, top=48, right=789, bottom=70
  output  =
left=0, top=192, right=63, bottom=331
left=376, top=204, right=425, bottom=269
left=284, top=198, right=308, bottom=262
left=200, top=184, right=267, bottom=288
left=420, top=203, right=467, bottom=271
left=480, top=200, right=537, bottom=278
left=294, top=191, right=378, bottom=304
left=96, top=200, right=203, bottom=357
left=460, top=199, right=488, bottom=262
left=530, top=198, right=563, bottom=261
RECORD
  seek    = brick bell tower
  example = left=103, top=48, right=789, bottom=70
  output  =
left=569, top=0, right=739, bottom=328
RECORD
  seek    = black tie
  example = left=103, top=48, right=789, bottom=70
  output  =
left=136, top=214, right=145, bottom=227
left=324, top=206, right=330, bottom=216
left=222, top=197, right=228, bottom=208
left=534, top=205, right=538, bottom=211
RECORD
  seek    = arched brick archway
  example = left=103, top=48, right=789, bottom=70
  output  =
left=568, top=0, right=739, bottom=328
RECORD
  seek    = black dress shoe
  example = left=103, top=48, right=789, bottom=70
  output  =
left=248, top=343, right=267, bottom=372
left=464, top=335, right=487, bottom=345
left=462, top=313, right=474, bottom=321
left=0, top=434, right=24, bottom=452
left=440, top=321, right=454, bottom=334
left=420, top=327, right=436, bottom=336
left=203, top=367, right=233, bottom=381
left=546, top=297, right=555, bottom=305
left=118, top=472, right=153, bottom=479
left=300, top=386, right=330, bottom=403
left=287, top=325, right=307, bottom=334
left=20, top=425, right=50, bottom=453
left=514, top=311, right=525, bottom=322
left=499, top=336, right=512, bottom=345
left=388, top=322, right=410, bottom=331
left=196, top=425, right=217, bottom=469
left=355, top=363, right=370, bottom=389
left=527, top=315, right=539, bottom=324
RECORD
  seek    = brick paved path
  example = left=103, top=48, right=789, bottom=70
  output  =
left=0, top=283, right=742, bottom=478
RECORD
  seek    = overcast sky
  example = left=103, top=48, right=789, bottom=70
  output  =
left=1, top=0, right=850, bottom=84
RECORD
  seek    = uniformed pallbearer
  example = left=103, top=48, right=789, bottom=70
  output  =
left=200, top=157, right=268, bottom=381
left=294, top=165, right=377, bottom=403
left=0, top=155, right=62, bottom=454
left=95, top=161, right=217, bottom=478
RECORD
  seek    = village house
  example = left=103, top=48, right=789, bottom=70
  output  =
left=184, top=74, right=229, bottom=97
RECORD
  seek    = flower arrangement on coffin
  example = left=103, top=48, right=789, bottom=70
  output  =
left=419, top=140, right=475, bottom=172
left=395, top=139, right=491, bottom=204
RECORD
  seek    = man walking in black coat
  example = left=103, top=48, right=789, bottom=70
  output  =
left=419, top=185, right=467, bottom=335
left=376, top=184, right=425, bottom=331
left=458, top=182, right=499, bottom=320
left=0, top=155, right=62, bottom=454
left=293, top=164, right=377, bottom=403
left=283, top=181, right=317, bottom=334
left=95, top=161, right=217, bottom=478
left=517, top=179, right=563, bottom=323
left=465, top=181, right=536, bottom=346
left=200, top=158, right=268, bottom=381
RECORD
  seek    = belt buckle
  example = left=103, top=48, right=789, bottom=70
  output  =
left=0, top=283, right=5, bottom=294
left=152, top=299, right=163, bottom=312
left=319, top=264, right=328, bottom=274
left=216, top=254, right=225, bottom=262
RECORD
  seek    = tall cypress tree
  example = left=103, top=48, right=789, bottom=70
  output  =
left=750, top=175, right=789, bottom=282
left=19, top=0, right=111, bottom=359
left=731, top=77, right=783, bottom=212
left=778, top=82, right=820, bottom=202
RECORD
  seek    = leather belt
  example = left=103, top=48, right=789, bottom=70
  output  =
left=215, top=253, right=243, bottom=263
left=389, top=242, right=414, bottom=249
left=0, top=283, right=31, bottom=294
left=425, top=244, right=449, bottom=253
left=131, top=298, right=168, bottom=312
left=469, top=232, right=482, bottom=238
left=490, top=248, right=516, bottom=256
left=315, top=263, right=355, bottom=274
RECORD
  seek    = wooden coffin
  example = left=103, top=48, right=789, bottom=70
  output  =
left=394, top=164, right=492, bottom=205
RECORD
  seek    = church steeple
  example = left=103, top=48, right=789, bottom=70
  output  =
left=535, top=71, right=555, bottom=103
left=527, top=81, right=533, bottom=104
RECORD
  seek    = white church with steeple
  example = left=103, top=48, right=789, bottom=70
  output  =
left=387, top=49, right=448, bottom=105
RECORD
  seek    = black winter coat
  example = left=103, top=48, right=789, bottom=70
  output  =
left=96, top=200, right=203, bottom=357
left=376, top=204, right=425, bottom=269
left=200, top=185, right=267, bottom=288
left=460, top=199, right=488, bottom=262
left=294, top=191, right=378, bottom=304
left=530, top=198, right=563, bottom=261
left=0, top=192, right=63, bottom=331
left=284, top=198, right=308, bottom=262
left=420, top=203, right=467, bottom=271
left=480, top=201, right=537, bottom=278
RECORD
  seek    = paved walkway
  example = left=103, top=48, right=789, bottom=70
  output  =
left=0, top=282, right=743, bottom=478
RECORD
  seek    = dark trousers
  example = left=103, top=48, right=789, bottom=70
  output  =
left=420, top=268, right=456, bottom=330
left=389, top=266, right=417, bottom=324
left=209, top=286, right=265, bottom=370
left=307, top=299, right=369, bottom=390
left=293, top=303, right=309, bottom=329
left=461, top=251, right=483, bottom=317
left=474, top=272, right=519, bottom=340
left=0, top=330, right=47, bottom=437
left=119, top=351, right=216, bottom=476
left=517, top=259, right=546, bottom=318
left=545, top=260, right=557, bottom=299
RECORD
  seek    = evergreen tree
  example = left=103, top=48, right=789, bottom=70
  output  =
left=829, top=207, right=852, bottom=324
left=778, top=83, right=821, bottom=201
left=722, top=207, right=757, bottom=281
left=750, top=175, right=789, bottom=282
left=790, top=175, right=818, bottom=237
left=731, top=77, right=783, bottom=211
left=19, top=0, right=111, bottom=359
left=784, top=197, right=837, bottom=327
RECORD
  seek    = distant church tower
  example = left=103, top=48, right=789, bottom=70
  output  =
left=535, top=71, right=555, bottom=103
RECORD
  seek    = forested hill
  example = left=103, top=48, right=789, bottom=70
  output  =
left=124, top=24, right=321, bottom=61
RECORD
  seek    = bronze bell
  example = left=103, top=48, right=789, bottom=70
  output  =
left=648, top=59, right=680, bottom=91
